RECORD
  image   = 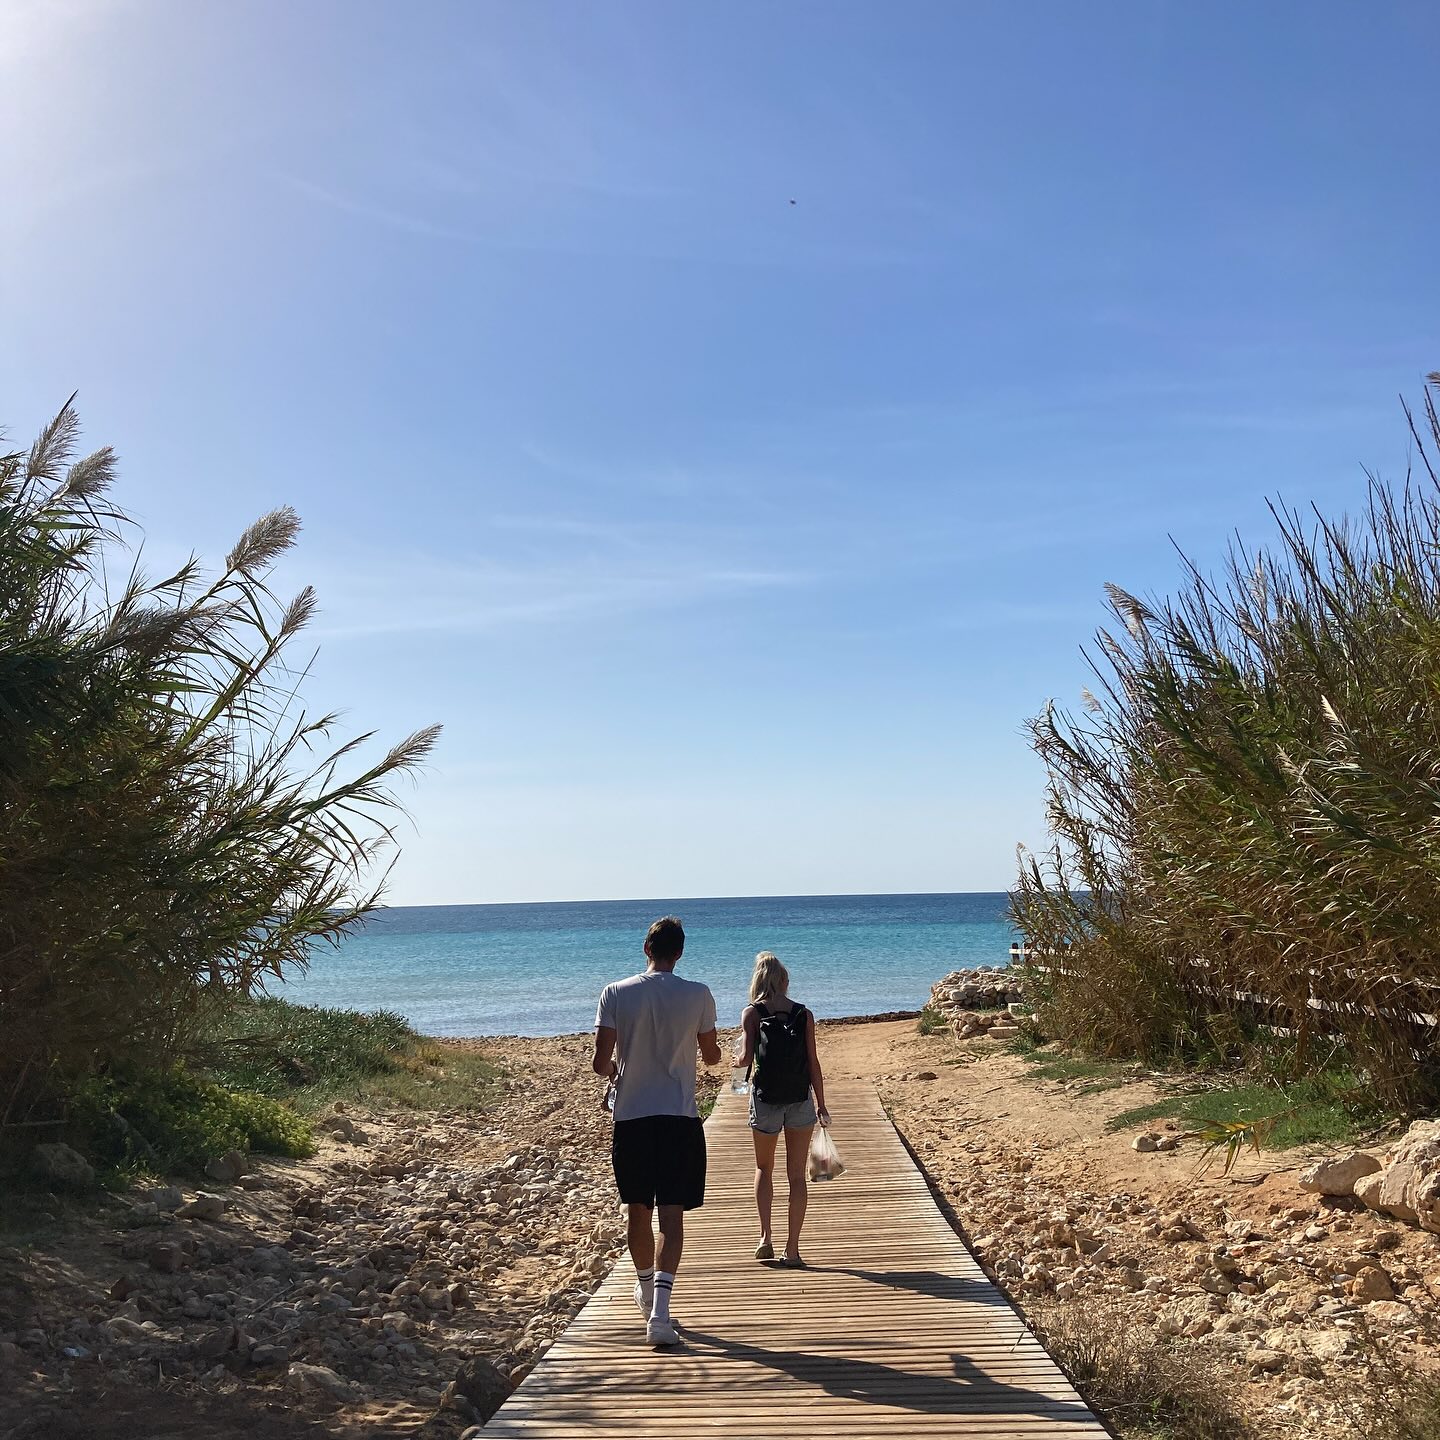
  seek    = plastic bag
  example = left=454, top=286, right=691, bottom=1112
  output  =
left=808, top=1126, right=846, bottom=1182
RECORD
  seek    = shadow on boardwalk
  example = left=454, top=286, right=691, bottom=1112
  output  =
left=486, top=1080, right=1107, bottom=1437
left=676, top=1327, right=1095, bottom=1422
left=793, top=1265, right=1007, bottom=1302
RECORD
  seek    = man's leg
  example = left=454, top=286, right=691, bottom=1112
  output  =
left=627, top=1202, right=657, bottom=1317
left=656, top=1204, right=685, bottom=1276
left=614, top=1119, right=658, bottom=1321
left=649, top=1204, right=684, bottom=1333
left=647, top=1117, right=702, bottom=1345
left=627, top=1203, right=656, bottom=1272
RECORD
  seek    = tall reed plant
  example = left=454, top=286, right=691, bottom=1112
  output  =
left=1014, top=376, right=1440, bottom=1112
left=0, top=400, right=440, bottom=1137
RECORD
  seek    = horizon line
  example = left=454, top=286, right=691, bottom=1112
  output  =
left=371, top=888, right=1016, bottom=910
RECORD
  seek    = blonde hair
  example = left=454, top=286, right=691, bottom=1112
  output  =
left=749, top=951, right=789, bottom=1005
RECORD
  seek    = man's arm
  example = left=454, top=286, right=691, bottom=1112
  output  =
left=697, top=1028, right=722, bottom=1068
left=696, top=986, right=722, bottom=1068
left=593, top=1025, right=619, bottom=1078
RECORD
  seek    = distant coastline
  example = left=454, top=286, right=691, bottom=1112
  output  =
left=276, top=892, right=1019, bottom=1038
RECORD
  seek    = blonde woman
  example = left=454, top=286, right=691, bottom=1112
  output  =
left=733, top=951, right=829, bottom=1266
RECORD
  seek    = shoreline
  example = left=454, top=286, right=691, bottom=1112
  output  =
left=432, top=1008, right=925, bottom=1044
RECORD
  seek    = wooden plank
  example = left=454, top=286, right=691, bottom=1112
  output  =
left=484, top=1078, right=1105, bottom=1438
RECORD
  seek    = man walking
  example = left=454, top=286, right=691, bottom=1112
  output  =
left=593, top=916, right=721, bottom=1347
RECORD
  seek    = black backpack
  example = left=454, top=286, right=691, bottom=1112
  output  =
left=751, top=1002, right=811, bottom=1105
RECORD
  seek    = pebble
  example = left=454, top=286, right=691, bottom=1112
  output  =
left=287, top=1361, right=365, bottom=1403
left=138, top=1185, right=183, bottom=1211
left=146, top=1242, right=184, bottom=1274
left=1349, top=1266, right=1395, bottom=1302
left=176, top=1192, right=227, bottom=1222
left=1248, top=1347, right=1288, bottom=1372
left=30, top=1142, right=96, bottom=1191
left=202, top=1151, right=243, bottom=1184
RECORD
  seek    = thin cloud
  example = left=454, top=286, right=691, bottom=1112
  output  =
left=274, top=172, right=476, bottom=242
left=295, top=548, right=810, bottom=641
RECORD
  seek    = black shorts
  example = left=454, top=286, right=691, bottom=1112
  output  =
left=612, top=1115, right=707, bottom=1211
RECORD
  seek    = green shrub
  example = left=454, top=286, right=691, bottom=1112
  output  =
left=192, top=996, right=502, bottom=1114
left=1014, top=374, right=1440, bottom=1113
left=0, top=400, right=438, bottom=1140
left=916, top=1005, right=950, bottom=1037
left=1105, top=1067, right=1372, bottom=1149
left=199, top=997, right=420, bottom=1095
left=67, top=1066, right=313, bottom=1172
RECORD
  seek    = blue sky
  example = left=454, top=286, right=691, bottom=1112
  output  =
left=2, top=1, right=1436, bottom=904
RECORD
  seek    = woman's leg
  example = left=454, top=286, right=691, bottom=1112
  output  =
left=782, top=1124, right=814, bottom=1261
left=752, top=1129, right=779, bottom=1245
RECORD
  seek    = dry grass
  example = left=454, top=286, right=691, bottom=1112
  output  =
left=1323, top=1310, right=1440, bottom=1440
left=1030, top=1300, right=1257, bottom=1439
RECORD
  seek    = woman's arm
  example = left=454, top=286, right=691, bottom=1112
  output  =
left=806, top=1010, right=829, bottom=1124
left=733, top=1005, right=760, bottom=1066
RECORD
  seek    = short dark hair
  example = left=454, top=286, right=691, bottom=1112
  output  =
left=645, top=916, right=685, bottom=964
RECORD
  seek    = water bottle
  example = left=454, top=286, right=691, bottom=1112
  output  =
left=730, top=1066, right=750, bottom=1096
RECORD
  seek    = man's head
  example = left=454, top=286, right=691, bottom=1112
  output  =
left=643, top=915, right=685, bottom=970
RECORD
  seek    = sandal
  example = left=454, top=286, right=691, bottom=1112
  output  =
left=780, top=1253, right=807, bottom=1269
left=754, top=1239, right=775, bottom=1260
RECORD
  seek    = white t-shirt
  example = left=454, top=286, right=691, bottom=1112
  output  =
left=595, top=970, right=718, bottom=1123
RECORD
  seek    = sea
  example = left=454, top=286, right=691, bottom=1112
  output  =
left=272, top=892, right=1018, bottom=1038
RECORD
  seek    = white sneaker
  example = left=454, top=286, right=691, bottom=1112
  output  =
left=646, top=1315, right=681, bottom=1348
left=633, top=1280, right=653, bottom=1317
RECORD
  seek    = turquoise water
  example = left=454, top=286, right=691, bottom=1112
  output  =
left=273, top=892, right=1018, bottom=1037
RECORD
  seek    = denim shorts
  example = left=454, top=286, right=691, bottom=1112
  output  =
left=748, top=1092, right=818, bottom=1134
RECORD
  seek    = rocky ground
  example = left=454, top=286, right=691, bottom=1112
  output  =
left=850, top=1018, right=1440, bottom=1436
left=0, top=1036, right=713, bottom=1440
left=4, top=1012, right=1440, bottom=1439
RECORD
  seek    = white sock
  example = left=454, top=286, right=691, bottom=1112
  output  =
left=650, top=1270, right=674, bottom=1322
left=636, top=1266, right=655, bottom=1307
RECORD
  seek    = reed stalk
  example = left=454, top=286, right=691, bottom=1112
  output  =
left=1014, top=375, right=1440, bottom=1112
left=0, top=400, right=440, bottom=1137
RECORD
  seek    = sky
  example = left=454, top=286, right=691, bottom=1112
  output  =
left=2, top=1, right=1437, bottom=905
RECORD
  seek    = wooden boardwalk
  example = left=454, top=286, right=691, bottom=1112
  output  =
left=485, top=1078, right=1106, bottom=1438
